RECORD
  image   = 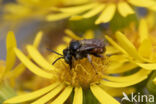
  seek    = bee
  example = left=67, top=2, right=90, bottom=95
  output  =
left=47, top=39, right=106, bottom=71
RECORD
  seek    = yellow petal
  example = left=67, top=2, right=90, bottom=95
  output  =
left=136, top=63, right=156, bottom=70
left=107, top=55, right=129, bottom=73
left=106, top=62, right=137, bottom=74
left=73, top=87, right=83, bottom=104
left=83, top=30, right=95, bottom=39
left=26, top=45, right=57, bottom=71
left=14, top=48, right=53, bottom=79
left=50, top=86, right=73, bottom=104
left=96, top=4, right=116, bottom=24
left=4, top=82, right=60, bottom=103
left=128, top=0, right=156, bottom=7
left=115, top=31, right=142, bottom=60
left=33, top=31, right=43, bottom=48
left=7, top=63, right=25, bottom=85
left=0, top=61, right=5, bottom=81
left=63, top=36, right=72, bottom=43
left=5, top=31, right=17, bottom=73
left=54, top=44, right=67, bottom=54
left=153, top=77, right=156, bottom=85
left=58, top=3, right=98, bottom=13
left=118, top=2, right=134, bottom=17
left=138, top=39, right=152, bottom=58
left=104, top=69, right=151, bottom=82
left=101, top=69, right=151, bottom=88
left=105, top=35, right=128, bottom=55
left=139, top=19, right=149, bottom=43
left=70, top=15, right=83, bottom=21
left=106, top=46, right=120, bottom=54
left=82, top=4, right=105, bottom=18
left=103, top=87, right=135, bottom=97
left=46, top=13, right=71, bottom=21
left=32, top=84, right=65, bottom=104
left=90, top=85, right=120, bottom=104
left=150, top=5, right=156, bottom=11
left=65, top=29, right=82, bottom=40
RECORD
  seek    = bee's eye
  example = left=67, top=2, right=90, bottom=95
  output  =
left=70, top=41, right=80, bottom=50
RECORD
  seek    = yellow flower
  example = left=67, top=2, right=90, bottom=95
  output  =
left=2, top=0, right=68, bottom=26
left=0, top=31, right=43, bottom=86
left=46, top=0, right=156, bottom=24
left=105, top=19, right=156, bottom=72
left=4, top=29, right=152, bottom=104
left=0, top=32, right=17, bottom=83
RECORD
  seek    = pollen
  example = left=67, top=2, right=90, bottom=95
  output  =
left=54, top=55, right=109, bottom=88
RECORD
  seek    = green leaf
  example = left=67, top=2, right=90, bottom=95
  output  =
left=83, top=88, right=99, bottom=104
left=0, top=82, right=16, bottom=103
left=110, top=12, right=138, bottom=32
left=67, top=16, right=98, bottom=35
left=147, top=71, right=156, bottom=95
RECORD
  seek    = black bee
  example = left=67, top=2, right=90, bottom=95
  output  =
left=47, top=39, right=106, bottom=70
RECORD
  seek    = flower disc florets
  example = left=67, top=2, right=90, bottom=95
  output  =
left=53, top=55, right=109, bottom=88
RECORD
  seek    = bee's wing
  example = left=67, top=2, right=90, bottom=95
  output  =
left=77, top=45, right=98, bottom=51
left=78, top=39, right=105, bottom=52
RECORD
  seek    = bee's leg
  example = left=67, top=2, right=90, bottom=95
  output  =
left=69, top=56, right=76, bottom=70
left=106, top=52, right=121, bottom=57
left=69, top=57, right=73, bottom=70
left=93, top=54, right=104, bottom=58
left=87, top=54, right=97, bottom=74
left=69, top=63, right=72, bottom=70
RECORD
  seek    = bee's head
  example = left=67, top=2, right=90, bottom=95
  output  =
left=63, top=48, right=72, bottom=66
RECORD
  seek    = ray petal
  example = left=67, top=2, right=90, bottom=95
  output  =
left=101, top=69, right=150, bottom=87
left=26, top=45, right=57, bottom=71
left=73, top=87, right=83, bottom=104
left=104, top=69, right=151, bottom=82
left=128, top=0, right=156, bottom=7
left=150, top=5, right=156, bottom=11
left=95, top=4, right=116, bottom=24
left=136, top=63, right=156, bottom=70
left=7, top=63, right=25, bottom=84
left=65, top=29, right=82, bottom=40
left=4, top=82, right=60, bottom=103
left=153, top=77, right=156, bottom=84
left=115, top=31, right=142, bottom=60
left=46, top=13, right=72, bottom=21
left=63, top=36, right=72, bottom=43
left=105, top=35, right=128, bottom=55
left=83, top=30, right=95, bottom=39
left=106, top=62, right=137, bottom=74
left=139, top=19, right=149, bottom=43
left=50, top=86, right=73, bottom=104
left=118, top=2, right=134, bottom=17
left=82, top=4, right=105, bottom=18
left=5, top=31, right=17, bottom=73
left=33, top=31, right=43, bottom=48
left=138, top=39, right=152, bottom=58
left=103, top=87, right=135, bottom=97
left=14, top=48, right=53, bottom=79
left=58, top=3, right=98, bottom=13
left=90, top=85, right=120, bottom=104
left=32, top=84, right=65, bottom=104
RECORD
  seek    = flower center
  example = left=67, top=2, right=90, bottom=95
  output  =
left=54, top=55, right=109, bottom=88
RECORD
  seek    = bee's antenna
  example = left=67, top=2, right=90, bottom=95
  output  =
left=52, top=57, right=64, bottom=65
left=47, top=48, right=63, bottom=56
